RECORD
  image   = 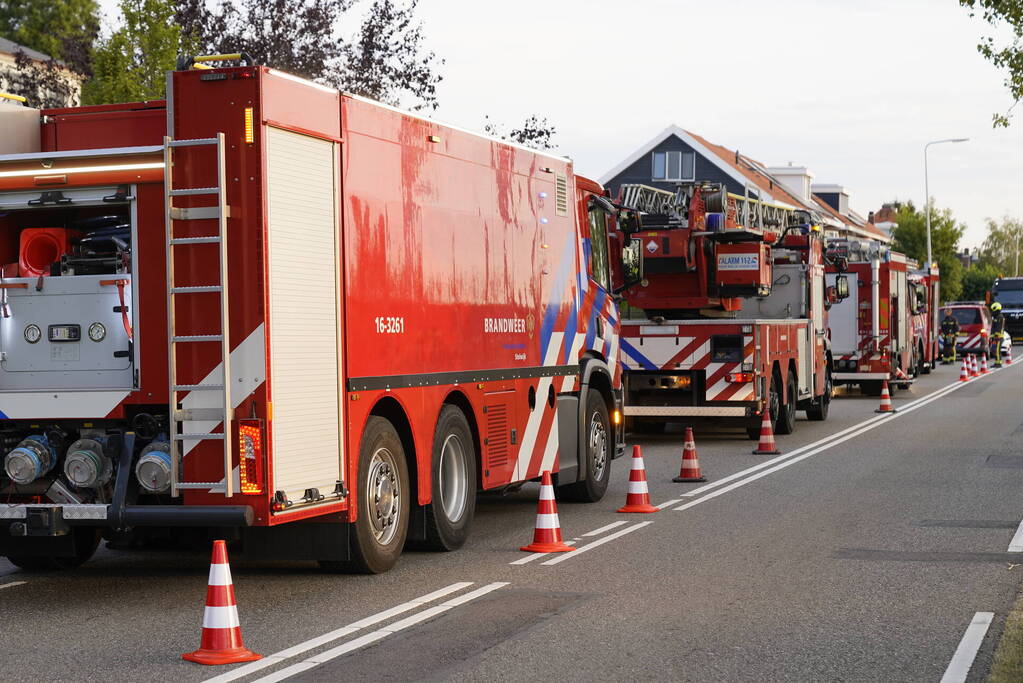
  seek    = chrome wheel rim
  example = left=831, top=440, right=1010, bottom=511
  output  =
left=368, top=447, right=400, bottom=545
left=438, top=434, right=468, bottom=522
left=588, top=411, right=608, bottom=480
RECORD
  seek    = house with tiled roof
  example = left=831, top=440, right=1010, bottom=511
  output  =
left=0, top=37, right=81, bottom=107
left=599, top=125, right=891, bottom=244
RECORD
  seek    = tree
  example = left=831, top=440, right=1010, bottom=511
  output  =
left=961, top=262, right=1001, bottom=300
left=175, top=0, right=443, bottom=110
left=0, top=0, right=98, bottom=107
left=890, top=199, right=966, bottom=301
left=83, top=0, right=180, bottom=104
left=960, top=0, right=1023, bottom=127
left=483, top=115, right=558, bottom=150
left=0, top=0, right=100, bottom=64
left=978, top=215, right=1023, bottom=275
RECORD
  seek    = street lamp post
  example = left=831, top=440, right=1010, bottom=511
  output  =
left=924, top=138, right=969, bottom=269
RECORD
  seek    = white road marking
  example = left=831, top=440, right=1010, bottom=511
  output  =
left=541, top=522, right=653, bottom=566
left=673, top=370, right=994, bottom=513
left=1007, top=519, right=1023, bottom=552
left=251, top=582, right=510, bottom=683
left=583, top=521, right=628, bottom=536
left=940, top=612, right=994, bottom=683
left=202, top=581, right=474, bottom=683
left=508, top=540, right=576, bottom=565
left=0, top=580, right=26, bottom=590
left=656, top=499, right=682, bottom=509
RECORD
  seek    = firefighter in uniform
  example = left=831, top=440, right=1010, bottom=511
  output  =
left=991, top=301, right=1006, bottom=367
left=940, top=310, right=959, bottom=364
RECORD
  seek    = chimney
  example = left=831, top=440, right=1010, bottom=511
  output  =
left=868, top=211, right=875, bottom=223
left=811, top=183, right=849, bottom=215
left=766, top=165, right=814, bottom=202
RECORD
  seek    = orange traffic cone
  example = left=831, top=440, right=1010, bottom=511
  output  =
left=752, top=410, right=780, bottom=455
left=618, top=445, right=658, bottom=513
left=894, top=366, right=909, bottom=381
left=1007, top=344, right=1013, bottom=366
left=970, top=354, right=978, bottom=378
left=673, top=427, right=707, bottom=483
left=875, top=380, right=896, bottom=413
left=182, top=540, right=262, bottom=666
left=520, top=471, right=574, bottom=553
left=959, top=358, right=969, bottom=382
left=981, top=354, right=990, bottom=374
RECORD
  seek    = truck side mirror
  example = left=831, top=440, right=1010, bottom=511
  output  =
left=835, top=274, right=850, bottom=300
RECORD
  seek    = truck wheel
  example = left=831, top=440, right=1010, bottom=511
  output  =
left=748, top=371, right=782, bottom=439
left=919, top=345, right=930, bottom=374
left=560, top=390, right=612, bottom=503
left=340, top=416, right=410, bottom=574
left=806, top=367, right=832, bottom=421
left=421, top=406, right=476, bottom=551
left=5, top=528, right=101, bottom=571
left=775, top=370, right=797, bottom=435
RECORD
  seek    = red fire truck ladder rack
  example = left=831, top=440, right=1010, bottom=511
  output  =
left=163, top=134, right=233, bottom=497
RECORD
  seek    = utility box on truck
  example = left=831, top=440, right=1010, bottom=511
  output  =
left=0, top=59, right=623, bottom=573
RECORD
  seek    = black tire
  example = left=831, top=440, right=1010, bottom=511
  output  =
left=559, top=390, right=612, bottom=503
left=775, top=369, right=797, bottom=435
left=806, top=367, right=832, bottom=421
left=920, top=345, right=931, bottom=374
left=5, top=528, right=101, bottom=571
left=747, top=371, right=781, bottom=439
left=327, top=416, right=410, bottom=574
left=421, top=406, right=476, bottom=551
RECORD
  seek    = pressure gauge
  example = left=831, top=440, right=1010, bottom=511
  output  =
left=88, top=322, right=106, bottom=342
left=24, top=324, right=41, bottom=344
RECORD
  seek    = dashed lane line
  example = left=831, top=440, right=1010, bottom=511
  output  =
left=0, top=581, right=26, bottom=590
left=250, top=582, right=510, bottom=683
left=203, top=581, right=475, bottom=683
left=1007, top=519, right=1023, bottom=552
left=940, top=612, right=994, bottom=683
left=541, top=521, right=653, bottom=566
left=583, top=521, right=628, bottom=536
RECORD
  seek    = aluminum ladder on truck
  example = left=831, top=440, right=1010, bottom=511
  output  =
left=163, top=133, right=233, bottom=497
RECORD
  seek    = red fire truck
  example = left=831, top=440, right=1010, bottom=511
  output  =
left=0, top=56, right=623, bottom=573
left=825, top=240, right=932, bottom=393
left=613, top=183, right=846, bottom=439
left=908, top=263, right=941, bottom=375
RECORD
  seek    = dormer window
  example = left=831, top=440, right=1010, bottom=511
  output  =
left=652, top=150, right=695, bottom=182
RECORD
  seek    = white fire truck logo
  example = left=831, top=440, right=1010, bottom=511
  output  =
left=717, top=254, right=760, bottom=270
left=484, top=317, right=526, bottom=333
left=646, top=240, right=658, bottom=254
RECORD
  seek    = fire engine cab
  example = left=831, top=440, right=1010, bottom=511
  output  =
left=0, top=55, right=623, bottom=572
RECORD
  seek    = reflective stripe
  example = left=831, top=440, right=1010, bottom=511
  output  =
left=630, top=458, right=644, bottom=471
left=628, top=480, right=649, bottom=494
left=535, top=513, right=560, bottom=529
left=538, top=484, right=554, bottom=500
left=208, top=563, right=233, bottom=586
left=203, top=605, right=241, bottom=629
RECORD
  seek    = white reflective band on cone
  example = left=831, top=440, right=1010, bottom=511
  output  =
left=208, top=563, right=233, bottom=586
left=203, top=605, right=241, bottom=629
left=538, top=484, right=554, bottom=499
left=630, top=459, right=644, bottom=470
left=628, top=481, right=649, bottom=494
left=535, top=513, right=560, bottom=529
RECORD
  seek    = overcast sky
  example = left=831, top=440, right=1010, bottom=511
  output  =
left=98, top=0, right=1021, bottom=248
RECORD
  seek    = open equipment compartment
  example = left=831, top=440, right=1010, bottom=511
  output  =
left=0, top=185, right=138, bottom=391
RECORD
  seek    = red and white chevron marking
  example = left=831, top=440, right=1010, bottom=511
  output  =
left=623, top=333, right=755, bottom=402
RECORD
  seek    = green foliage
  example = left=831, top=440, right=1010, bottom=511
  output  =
left=0, top=0, right=99, bottom=63
left=960, top=0, right=1023, bottom=127
left=83, top=0, right=180, bottom=105
left=890, top=200, right=966, bottom=301
left=978, top=215, right=1023, bottom=275
left=961, top=262, right=1001, bottom=301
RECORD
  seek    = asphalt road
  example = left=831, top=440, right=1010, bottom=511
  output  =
left=4, top=359, right=1023, bottom=682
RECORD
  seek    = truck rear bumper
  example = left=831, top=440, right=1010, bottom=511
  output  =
left=834, top=372, right=889, bottom=380
left=0, top=503, right=253, bottom=531
left=624, top=405, right=749, bottom=417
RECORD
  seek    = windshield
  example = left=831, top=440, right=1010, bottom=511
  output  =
left=944, top=308, right=980, bottom=325
left=994, top=289, right=1023, bottom=306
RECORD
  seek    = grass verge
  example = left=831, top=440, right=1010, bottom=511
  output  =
left=988, top=585, right=1023, bottom=682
